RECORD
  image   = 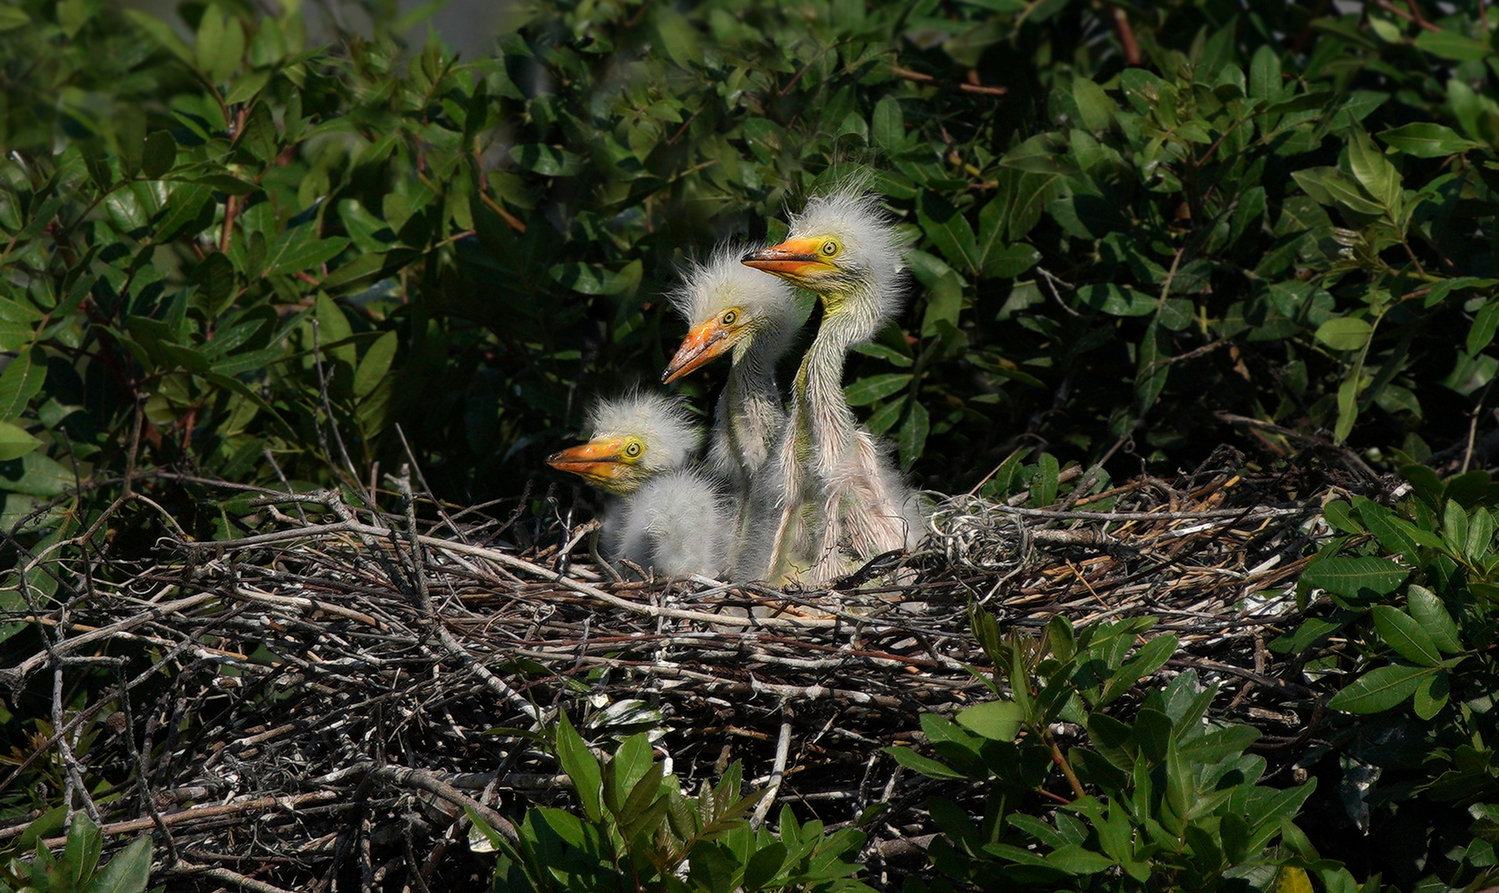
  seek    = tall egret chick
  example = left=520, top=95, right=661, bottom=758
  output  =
left=662, top=242, right=802, bottom=494
left=546, top=393, right=731, bottom=578
left=740, top=188, right=922, bottom=584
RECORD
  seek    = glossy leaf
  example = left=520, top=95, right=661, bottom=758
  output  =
left=1302, top=556, right=1408, bottom=602
left=1381, top=122, right=1482, bottom=157
left=1328, top=664, right=1432, bottom=713
left=1370, top=606, right=1441, bottom=667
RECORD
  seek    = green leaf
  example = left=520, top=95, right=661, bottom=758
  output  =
left=314, top=294, right=355, bottom=366
left=1415, top=29, right=1493, bottom=61
left=883, top=746, right=964, bottom=779
left=197, top=8, right=245, bottom=84
left=1412, top=670, right=1450, bottom=720
left=844, top=373, right=910, bottom=406
left=983, top=243, right=1040, bottom=280
left=1444, top=499, right=1471, bottom=557
left=1371, top=605, right=1442, bottom=667
left=1072, top=78, right=1114, bottom=131
left=0, top=348, right=46, bottom=422
left=922, top=270, right=963, bottom=338
left=0, top=420, right=41, bottom=461
left=1354, top=496, right=1442, bottom=559
left=1321, top=171, right=1387, bottom=217
left=125, top=10, right=194, bottom=64
left=1329, top=664, right=1433, bottom=713
left=898, top=400, right=929, bottom=471
left=1080, top=284, right=1155, bottom=316
left=549, top=262, right=637, bottom=295
left=1301, top=556, right=1408, bottom=602
left=188, top=251, right=236, bottom=314
left=1136, top=321, right=1168, bottom=413
left=616, top=761, right=666, bottom=836
left=0, top=5, right=28, bottom=31
left=1381, top=122, right=1483, bottom=157
left=554, top=712, right=603, bottom=822
left=1469, top=299, right=1499, bottom=355
left=62, top=814, right=102, bottom=889
left=186, top=173, right=256, bottom=194
left=1407, top=586, right=1463, bottom=654
left=354, top=332, right=398, bottom=400
left=1249, top=44, right=1282, bottom=103
left=1316, top=317, right=1373, bottom=350
left=82, top=835, right=152, bottom=893
left=265, top=229, right=350, bottom=277
left=1046, top=844, right=1117, bottom=875
left=154, top=183, right=215, bottom=242
left=919, top=193, right=979, bottom=275
left=141, top=131, right=177, bottom=179
left=1323, top=500, right=1363, bottom=534
left=1348, top=127, right=1401, bottom=212
left=744, top=842, right=788, bottom=889
left=509, top=144, right=583, bottom=177
left=1101, top=635, right=1177, bottom=704
left=1032, top=452, right=1060, bottom=508
left=1468, top=505, right=1495, bottom=561
left=956, top=700, right=1024, bottom=741
left=871, top=95, right=905, bottom=151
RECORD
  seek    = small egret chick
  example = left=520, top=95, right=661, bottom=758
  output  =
left=740, top=187, right=923, bottom=584
left=546, top=393, right=731, bottom=578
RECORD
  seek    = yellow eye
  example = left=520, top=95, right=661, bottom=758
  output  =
left=721, top=309, right=738, bottom=326
left=820, top=239, right=839, bottom=256
left=624, top=441, right=643, bottom=458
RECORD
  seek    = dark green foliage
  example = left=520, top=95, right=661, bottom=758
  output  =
left=890, top=615, right=1363, bottom=893
left=4, top=0, right=1499, bottom=522
left=1279, top=466, right=1499, bottom=889
left=474, top=711, right=871, bottom=892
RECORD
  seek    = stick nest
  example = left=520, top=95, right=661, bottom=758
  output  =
left=0, top=448, right=1383, bottom=890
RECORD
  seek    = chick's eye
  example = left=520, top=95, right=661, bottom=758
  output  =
left=624, top=441, right=642, bottom=458
left=722, top=310, right=738, bottom=326
left=820, top=240, right=838, bottom=256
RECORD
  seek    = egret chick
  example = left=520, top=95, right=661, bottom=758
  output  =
left=740, top=187, right=922, bottom=584
left=546, top=393, right=731, bottom=578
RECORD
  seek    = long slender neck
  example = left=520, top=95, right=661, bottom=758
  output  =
left=728, top=327, right=782, bottom=408
left=715, top=321, right=790, bottom=486
left=794, top=282, right=882, bottom=472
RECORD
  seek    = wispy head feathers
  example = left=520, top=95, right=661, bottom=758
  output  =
left=669, top=241, right=799, bottom=330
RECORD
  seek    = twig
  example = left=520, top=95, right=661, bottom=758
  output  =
left=890, top=64, right=1008, bottom=96
left=752, top=716, right=794, bottom=825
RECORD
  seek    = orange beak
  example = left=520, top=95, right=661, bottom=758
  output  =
left=663, top=318, right=737, bottom=383
left=546, top=438, right=633, bottom=487
left=742, top=238, right=833, bottom=280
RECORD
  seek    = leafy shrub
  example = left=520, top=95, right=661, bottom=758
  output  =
left=890, top=614, right=1364, bottom=893
left=1287, top=468, right=1499, bottom=888
left=473, top=712, right=871, bottom=893
left=9, top=0, right=1499, bottom=532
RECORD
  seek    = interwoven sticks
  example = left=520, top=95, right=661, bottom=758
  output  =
left=0, top=459, right=1351, bottom=890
